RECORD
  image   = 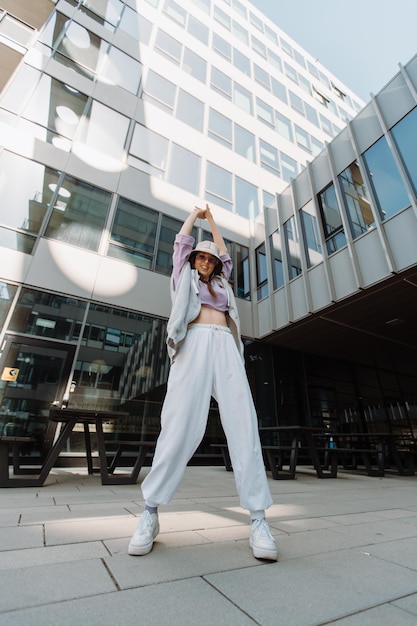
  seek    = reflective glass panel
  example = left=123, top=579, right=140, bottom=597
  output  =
left=270, top=231, right=284, bottom=290
left=155, top=214, right=182, bottom=275
left=284, top=217, right=302, bottom=279
left=143, top=70, right=176, bottom=113
left=300, top=202, right=322, bottom=268
left=182, top=48, right=207, bottom=83
left=260, top=139, right=279, bottom=175
left=108, top=198, right=158, bottom=269
left=118, top=7, right=152, bottom=44
left=0, top=151, right=58, bottom=235
left=8, top=290, right=87, bottom=340
left=21, top=75, right=88, bottom=139
left=338, top=161, right=375, bottom=238
left=362, top=135, right=410, bottom=220
left=235, top=177, right=259, bottom=219
left=206, top=162, right=233, bottom=210
left=234, top=83, right=253, bottom=114
left=391, top=107, right=417, bottom=197
left=128, top=123, right=169, bottom=177
left=56, top=20, right=108, bottom=77
left=44, top=176, right=111, bottom=251
left=100, top=46, right=142, bottom=93
left=176, top=90, right=204, bottom=131
left=208, top=108, right=232, bottom=147
left=318, top=183, right=347, bottom=253
left=233, top=49, right=251, bottom=76
left=77, top=101, right=129, bottom=161
left=187, top=15, right=209, bottom=45
left=234, top=124, right=255, bottom=162
left=168, top=144, right=200, bottom=195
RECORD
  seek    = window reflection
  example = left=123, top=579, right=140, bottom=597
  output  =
left=270, top=231, right=284, bottom=290
left=338, top=161, right=375, bottom=238
left=8, top=290, right=87, bottom=340
left=284, top=216, right=302, bottom=278
left=44, top=176, right=112, bottom=251
left=128, top=123, right=169, bottom=177
left=318, top=183, right=347, bottom=254
left=391, top=106, right=417, bottom=197
left=362, top=135, right=410, bottom=220
left=300, top=202, right=322, bottom=267
left=168, top=144, right=200, bottom=195
left=235, top=177, right=259, bottom=219
left=108, top=198, right=158, bottom=270
left=256, top=243, right=268, bottom=300
left=0, top=152, right=59, bottom=251
left=206, top=162, right=233, bottom=210
left=55, top=18, right=109, bottom=79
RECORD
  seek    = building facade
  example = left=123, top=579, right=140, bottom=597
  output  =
left=0, top=0, right=416, bottom=463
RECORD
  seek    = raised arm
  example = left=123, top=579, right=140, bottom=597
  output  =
left=179, top=206, right=207, bottom=236
left=200, top=203, right=228, bottom=255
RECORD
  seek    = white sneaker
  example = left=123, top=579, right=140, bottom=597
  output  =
left=128, top=510, right=160, bottom=556
left=249, top=518, right=277, bottom=561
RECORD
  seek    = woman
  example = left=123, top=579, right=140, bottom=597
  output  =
left=128, top=204, right=277, bottom=561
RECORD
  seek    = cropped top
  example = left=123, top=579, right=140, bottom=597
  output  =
left=172, top=234, right=232, bottom=312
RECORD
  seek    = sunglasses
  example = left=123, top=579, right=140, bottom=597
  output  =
left=195, top=253, right=217, bottom=265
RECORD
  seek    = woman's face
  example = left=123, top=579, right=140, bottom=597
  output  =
left=194, top=252, right=217, bottom=281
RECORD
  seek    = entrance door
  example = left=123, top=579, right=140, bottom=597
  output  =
left=0, top=335, right=75, bottom=454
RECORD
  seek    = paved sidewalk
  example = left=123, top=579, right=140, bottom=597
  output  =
left=0, top=466, right=417, bottom=625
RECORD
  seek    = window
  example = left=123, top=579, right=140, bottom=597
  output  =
left=318, top=183, right=347, bottom=254
left=143, top=70, right=176, bottom=113
left=55, top=19, right=107, bottom=78
left=20, top=74, right=88, bottom=145
left=80, top=0, right=124, bottom=28
left=289, top=91, right=304, bottom=116
left=270, top=231, right=284, bottom=290
left=101, top=47, right=142, bottom=94
left=168, top=144, right=200, bottom=195
left=214, top=6, right=231, bottom=29
left=155, top=29, right=182, bottom=64
left=163, top=0, right=186, bottom=26
left=206, top=162, right=233, bottom=210
left=235, top=177, right=258, bottom=219
left=234, top=124, right=255, bottom=162
left=300, top=203, right=322, bottom=268
left=320, top=114, right=333, bottom=136
left=256, top=243, right=268, bottom=300
left=77, top=101, right=129, bottom=161
left=276, top=112, right=293, bottom=142
left=156, top=214, right=182, bottom=275
left=128, top=124, right=169, bottom=177
left=0, top=152, right=59, bottom=253
left=236, top=243, right=250, bottom=299
left=284, top=62, right=298, bottom=84
left=256, top=98, right=274, bottom=127
left=182, top=48, right=207, bottom=82
left=44, top=176, right=111, bottom=251
left=232, top=20, right=248, bottom=45
left=210, top=67, right=232, bottom=99
left=271, top=78, right=287, bottom=103
left=284, top=217, right=302, bottom=279
left=264, top=24, right=278, bottom=46
left=252, top=36, right=266, bottom=58
left=190, top=0, right=210, bottom=13
left=295, top=125, right=311, bottom=153
left=233, top=83, right=253, bottom=115
left=175, top=90, right=204, bottom=131
left=259, top=139, right=279, bottom=175
left=233, top=48, right=251, bottom=76
left=281, top=153, right=298, bottom=182
left=338, top=161, right=375, bottom=238
left=391, top=107, right=417, bottom=197
left=362, top=135, right=410, bottom=221
left=254, top=64, right=270, bottom=90
left=305, top=103, right=319, bottom=127
left=208, top=108, right=232, bottom=147
left=213, top=33, right=231, bottom=60
left=268, top=50, right=282, bottom=73
left=108, top=198, right=158, bottom=269
left=187, top=15, right=209, bottom=44
left=119, top=8, right=152, bottom=44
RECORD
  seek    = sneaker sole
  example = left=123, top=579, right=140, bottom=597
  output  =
left=128, top=540, right=154, bottom=556
left=251, top=546, right=278, bottom=561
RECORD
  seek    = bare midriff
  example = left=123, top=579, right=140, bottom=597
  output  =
left=190, top=305, right=228, bottom=326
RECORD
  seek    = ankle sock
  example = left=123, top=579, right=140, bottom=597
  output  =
left=250, top=510, right=265, bottom=523
left=145, top=504, right=158, bottom=515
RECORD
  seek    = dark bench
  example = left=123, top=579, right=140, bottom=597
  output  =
left=105, top=439, right=157, bottom=482
left=0, top=436, right=38, bottom=487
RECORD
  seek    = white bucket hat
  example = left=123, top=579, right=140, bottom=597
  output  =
left=189, top=240, right=223, bottom=273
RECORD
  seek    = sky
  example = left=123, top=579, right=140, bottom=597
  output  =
left=250, top=0, right=417, bottom=103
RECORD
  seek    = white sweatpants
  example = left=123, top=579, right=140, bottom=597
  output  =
left=141, top=324, right=273, bottom=512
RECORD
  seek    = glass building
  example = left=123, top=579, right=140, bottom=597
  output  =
left=1, top=0, right=416, bottom=466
